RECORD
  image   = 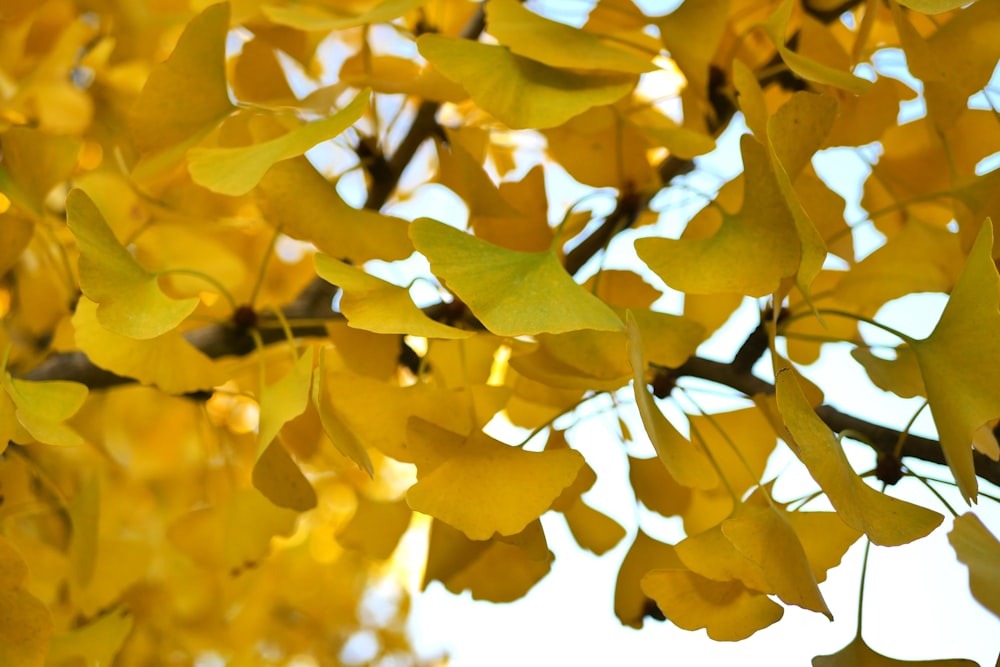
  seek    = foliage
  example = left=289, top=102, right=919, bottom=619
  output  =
left=0, top=0, right=999, bottom=664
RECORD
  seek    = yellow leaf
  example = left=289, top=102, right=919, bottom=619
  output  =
left=2, top=371, right=87, bottom=447
left=626, top=313, right=719, bottom=490
left=252, top=439, right=318, bottom=512
left=0, top=537, right=52, bottom=667
left=485, top=0, right=655, bottom=74
left=312, top=348, right=374, bottom=476
left=229, top=38, right=297, bottom=105
left=775, top=369, right=943, bottom=545
left=131, top=2, right=234, bottom=153
left=0, top=126, right=80, bottom=217
left=614, top=530, right=684, bottom=628
left=910, top=220, right=1000, bottom=502
left=67, top=190, right=199, bottom=339
left=425, top=519, right=553, bottom=603
left=763, top=0, right=873, bottom=95
left=257, top=347, right=315, bottom=454
left=417, top=34, right=637, bottom=129
left=405, top=422, right=583, bottom=540
left=850, top=346, right=926, bottom=400
left=948, top=512, right=1000, bottom=618
left=258, top=157, right=413, bottom=263
left=410, top=217, right=623, bottom=335
left=261, top=0, right=428, bottom=31
left=635, top=135, right=800, bottom=296
left=69, top=476, right=100, bottom=588
left=813, top=634, right=978, bottom=666
left=642, top=568, right=784, bottom=641
left=721, top=503, right=831, bottom=618
left=188, top=90, right=369, bottom=196
left=73, top=298, right=223, bottom=395
left=337, top=495, right=412, bottom=560
left=339, top=53, right=468, bottom=103
left=785, top=510, right=862, bottom=583
left=46, top=608, right=134, bottom=667
left=895, top=0, right=973, bottom=12
left=314, top=254, right=472, bottom=339
left=656, top=0, right=730, bottom=100
left=561, top=499, right=626, bottom=555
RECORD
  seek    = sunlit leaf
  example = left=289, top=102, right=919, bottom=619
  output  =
left=257, top=347, right=315, bottom=454
left=775, top=368, right=943, bottom=545
left=188, top=90, right=368, bottom=196
left=2, top=371, right=87, bottom=447
left=486, top=0, right=655, bottom=74
left=614, top=530, right=685, bottom=628
left=131, top=2, right=234, bottom=153
left=417, top=35, right=637, bottom=129
left=636, top=136, right=800, bottom=296
left=67, top=189, right=199, bottom=339
left=410, top=217, right=623, bottom=335
left=253, top=439, right=318, bottom=512
left=262, top=0, right=427, bottom=31
left=312, top=348, right=374, bottom=476
left=406, top=420, right=584, bottom=540
left=314, top=254, right=472, bottom=339
left=626, top=312, right=718, bottom=490
left=948, top=512, right=1000, bottom=618
left=910, top=220, right=1000, bottom=503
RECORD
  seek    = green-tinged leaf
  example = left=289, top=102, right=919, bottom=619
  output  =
left=635, top=135, right=800, bottom=296
left=73, top=298, right=223, bottom=394
left=626, top=313, right=718, bottom=490
left=188, top=90, right=369, bottom=196
left=46, top=608, right=134, bottom=667
left=486, top=0, right=655, bottom=73
left=131, top=2, right=234, bottom=152
left=910, top=220, right=1000, bottom=503
left=948, top=513, right=1000, bottom=618
left=417, top=34, right=637, bottom=129
left=67, top=190, right=199, bottom=339
left=258, top=157, right=413, bottom=263
left=775, top=368, right=943, bottom=545
left=314, top=254, right=472, bottom=339
left=257, top=348, right=315, bottom=454
left=2, top=370, right=87, bottom=447
left=411, top=218, right=623, bottom=335
left=850, top=346, right=926, bottom=399
left=895, top=0, right=977, bottom=14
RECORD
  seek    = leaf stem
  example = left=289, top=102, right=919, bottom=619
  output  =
left=813, top=309, right=915, bottom=344
left=893, top=400, right=929, bottom=460
left=249, top=225, right=283, bottom=307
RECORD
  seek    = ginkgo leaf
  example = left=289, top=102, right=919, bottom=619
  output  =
left=312, top=348, right=373, bottom=476
left=485, top=0, right=655, bottom=74
left=656, top=0, right=729, bottom=100
left=66, top=189, right=199, bottom=339
left=813, top=635, right=977, bottom=666
left=405, top=421, right=584, bottom=540
left=130, top=2, right=234, bottom=153
left=721, top=503, right=831, bottom=618
left=895, top=0, right=973, bottom=12
left=337, top=495, right=412, bottom=560
left=561, top=499, right=626, bottom=556
left=910, top=220, right=1000, bottom=503
left=261, top=0, right=427, bottom=31
left=626, top=313, right=719, bottom=490
left=188, top=90, right=368, bottom=196
left=73, top=298, right=223, bottom=394
left=410, top=217, right=623, bottom=336
left=314, top=254, right=471, bottom=339
left=258, top=158, right=413, bottom=263
left=850, top=346, right=926, bottom=399
left=253, top=439, right=317, bottom=512
left=417, top=34, right=637, bottom=129
left=763, top=0, right=873, bottom=95
left=257, top=347, right=315, bottom=454
left=948, top=513, right=1000, bottom=618
left=615, top=530, right=685, bottom=628
left=2, top=370, right=87, bottom=447
left=642, top=568, right=784, bottom=641
left=69, top=476, right=100, bottom=587
left=0, top=537, right=52, bottom=667
left=635, top=135, right=800, bottom=296
left=0, top=126, right=80, bottom=217
left=775, top=368, right=943, bottom=546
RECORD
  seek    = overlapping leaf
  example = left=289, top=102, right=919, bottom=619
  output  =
left=948, top=512, right=1000, bottom=617
left=410, top=218, right=623, bottom=335
left=67, top=190, right=200, bottom=339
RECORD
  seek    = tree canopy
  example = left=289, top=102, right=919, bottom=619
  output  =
left=1, top=0, right=999, bottom=664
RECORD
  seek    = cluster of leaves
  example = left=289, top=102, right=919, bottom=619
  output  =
left=0, top=0, right=999, bottom=664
